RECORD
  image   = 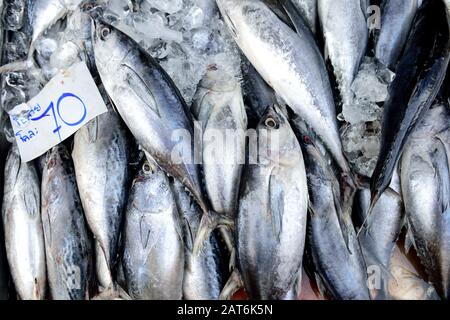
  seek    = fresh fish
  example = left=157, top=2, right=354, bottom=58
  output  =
left=72, top=108, right=130, bottom=290
left=191, top=64, right=247, bottom=219
left=216, top=0, right=350, bottom=175
left=375, top=0, right=421, bottom=70
left=371, top=0, right=450, bottom=208
left=3, top=0, right=26, bottom=31
left=41, top=145, right=92, bottom=300
left=236, top=104, right=308, bottom=299
left=2, top=145, right=46, bottom=300
left=400, top=104, right=450, bottom=299
left=388, top=246, right=439, bottom=300
left=171, top=179, right=225, bottom=300
left=318, top=0, right=368, bottom=107
left=356, top=184, right=403, bottom=299
left=122, top=160, right=184, bottom=300
left=300, top=135, right=369, bottom=300
left=92, top=19, right=212, bottom=217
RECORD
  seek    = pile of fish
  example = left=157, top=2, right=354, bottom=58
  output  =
left=0, top=0, right=449, bottom=300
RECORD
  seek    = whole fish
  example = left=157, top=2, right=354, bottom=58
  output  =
left=401, top=104, right=450, bottom=299
left=236, top=104, right=308, bottom=299
left=72, top=109, right=130, bottom=290
left=300, top=135, right=369, bottom=300
left=371, top=0, right=450, bottom=208
left=171, top=179, right=225, bottom=300
left=2, top=145, right=46, bottom=300
left=375, top=0, right=421, bottom=70
left=41, top=145, right=92, bottom=300
left=216, top=0, right=350, bottom=175
left=318, top=0, right=368, bottom=108
left=122, top=160, right=184, bottom=300
left=356, top=184, right=403, bottom=299
left=191, top=64, right=247, bottom=219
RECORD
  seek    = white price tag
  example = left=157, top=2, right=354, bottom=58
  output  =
left=9, top=61, right=108, bottom=162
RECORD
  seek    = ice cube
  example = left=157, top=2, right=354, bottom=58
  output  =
left=146, top=0, right=183, bottom=14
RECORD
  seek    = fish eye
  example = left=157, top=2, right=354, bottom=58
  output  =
left=83, top=3, right=93, bottom=11
left=142, top=162, right=152, bottom=174
left=264, top=117, right=277, bottom=128
left=100, top=27, right=111, bottom=40
left=303, top=135, right=312, bottom=144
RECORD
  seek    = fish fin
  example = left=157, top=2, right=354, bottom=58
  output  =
left=219, top=269, right=243, bottom=300
left=219, top=227, right=236, bottom=271
left=280, top=0, right=314, bottom=35
left=183, top=217, right=194, bottom=252
left=121, top=63, right=160, bottom=118
left=139, top=215, right=152, bottom=250
left=313, top=272, right=328, bottom=298
left=22, top=181, right=39, bottom=219
left=0, top=60, right=33, bottom=74
left=333, top=190, right=352, bottom=253
left=268, top=173, right=283, bottom=241
left=87, top=117, right=99, bottom=143
left=404, top=224, right=416, bottom=254
left=192, top=211, right=234, bottom=256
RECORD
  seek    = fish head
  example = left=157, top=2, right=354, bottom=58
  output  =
left=91, top=19, right=129, bottom=76
left=256, top=104, right=301, bottom=166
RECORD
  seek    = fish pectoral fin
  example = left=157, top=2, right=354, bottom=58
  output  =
left=183, top=217, right=194, bottom=252
left=333, top=191, right=352, bottom=254
left=139, top=215, right=152, bottom=250
left=121, top=63, right=161, bottom=118
left=268, top=174, right=284, bottom=240
left=192, top=211, right=234, bottom=256
left=219, top=269, right=243, bottom=300
left=87, top=117, right=99, bottom=143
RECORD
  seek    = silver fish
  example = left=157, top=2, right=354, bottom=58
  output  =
left=191, top=65, right=247, bottom=219
left=2, top=145, right=46, bottom=300
left=72, top=109, right=130, bottom=290
left=171, top=179, right=224, bottom=300
left=216, top=0, right=350, bottom=175
left=375, top=0, right=421, bottom=70
left=41, top=145, right=92, bottom=300
left=301, top=136, right=369, bottom=300
left=318, top=0, right=368, bottom=107
left=236, top=104, right=308, bottom=299
left=122, top=160, right=184, bottom=300
left=401, top=104, right=450, bottom=299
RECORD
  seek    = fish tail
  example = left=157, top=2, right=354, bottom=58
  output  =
left=192, top=210, right=234, bottom=256
left=219, top=269, right=243, bottom=300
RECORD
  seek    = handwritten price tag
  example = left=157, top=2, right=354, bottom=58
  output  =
left=9, top=61, right=108, bottom=162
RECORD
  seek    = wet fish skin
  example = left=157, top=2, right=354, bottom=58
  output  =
left=301, top=137, right=369, bottom=300
left=217, top=0, right=350, bottom=175
left=72, top=109, right=130, bottom=289
left=171, top=179, right=224, bottom=300
left=236, top=104, right=308, bottom=300
left=2, top=145, right=46, bottom=300
left=371, top=0, right=450, bottom=207
left=375, top=0, right=420, bottom=70
left=41, top=145, right=92, bottom=300
left=192, top=65, right=247, bottom=218
left=318, top=0, right=368, bottom=107
left=401, top=105, right=450, bottom=300
left=122, top=161, right=184, bottom=300
left=92, top=20, right=208, bottom=214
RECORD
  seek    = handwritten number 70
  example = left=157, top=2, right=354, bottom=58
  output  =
left=31, top=92, right=87, bottom=141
